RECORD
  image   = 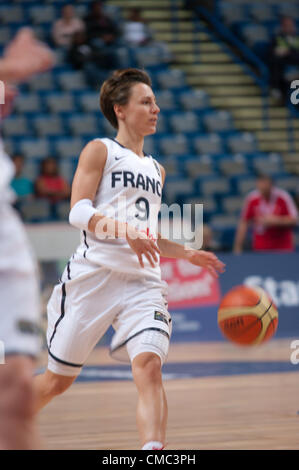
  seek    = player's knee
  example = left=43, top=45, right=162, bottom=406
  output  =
left=46, top=372, right=75, bottom=396
left=133, top=353, right=162, bottom=386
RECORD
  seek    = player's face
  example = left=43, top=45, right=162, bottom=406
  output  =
left=121, top=83, right=160, bottom=136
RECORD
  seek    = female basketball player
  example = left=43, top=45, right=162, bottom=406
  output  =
left=34, top=68, right=225, bottom=450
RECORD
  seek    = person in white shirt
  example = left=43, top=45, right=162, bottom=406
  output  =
left=52, top=4, right=85, bottom=48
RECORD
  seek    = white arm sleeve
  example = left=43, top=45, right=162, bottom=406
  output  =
left=69, top=199, right=98, bottom=231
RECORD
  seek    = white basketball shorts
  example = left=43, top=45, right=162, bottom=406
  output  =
left=0, top=204, right=42, bottom=359
left=47, top=257, right=172, bottom=376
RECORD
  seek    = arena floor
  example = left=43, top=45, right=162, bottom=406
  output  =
left=36, top=338, right=299, bottom=450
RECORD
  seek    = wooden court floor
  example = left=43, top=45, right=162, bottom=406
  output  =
left=37, top=339, right=299, bottom=450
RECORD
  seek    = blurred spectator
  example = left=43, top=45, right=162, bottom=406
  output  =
left=68, top=30, right=114, bottom=87
left=234, top=174, right=298, bottom=253
left=268, top=16, right=299, bottom=101
left=10, top=154, right=34, bottom=201
left=35, top=157, right=70, bottom=203
left=84, top=1, right=119, bottom=46
left=123, top=8, right=152, bottom=46
left=52, top=4, right=85, bottom=48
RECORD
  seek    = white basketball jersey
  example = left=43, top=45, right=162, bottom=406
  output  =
left=0, top=138, right=15, bottom=205
left=73, top=137, right=163, bottom=280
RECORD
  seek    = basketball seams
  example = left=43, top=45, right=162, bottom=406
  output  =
left=218, top=285, right=278, bottom=346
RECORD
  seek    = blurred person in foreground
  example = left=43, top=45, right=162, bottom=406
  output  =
left=234, top=174, right=298, bottom=253
left=0, top=28, right=54, bottom=449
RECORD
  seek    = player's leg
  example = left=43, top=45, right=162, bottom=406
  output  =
left=33, top=370, right=76, bottom=413
left=0, top=355, right=40, bottom=450
left=131, top=351, right=167, bottom=449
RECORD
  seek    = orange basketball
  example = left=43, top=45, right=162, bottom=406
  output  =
left=217, top=285, right=278, bottom=346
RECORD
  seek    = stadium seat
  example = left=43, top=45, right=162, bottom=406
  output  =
left=163, top=176, right=194, bottom=203
left=179, top=90, right=210, bottom=111
left=155, top=113, right=169, bottom=134
left=197, top=176, right=231, bottom=197
left=274, top=176, right=299, bottom=193
left=221, top=195, right=244, bottom=215
left=33, top=115, right=64, bottom=137
left=2, top=116, right=30, bottom=137
left=219, top=3, right=247, bottom=27
left=14, top=94, right=42, bottom=114
left=160, top=157, right=178, bottom=177
left=0, top=5, right=24, bottom=24
left=159, top=134, right=189, bottom=156
left=252, top=155, right=283, bottom=176
left=169, top=112, right=200, bottom=134
left=55, top=200, right=71, bottom=222
left=184, top=156, right=215, bottom=178
left=45, top=93, right=75, bottom=114
left=143, top=136, right=157, bottom=156
left=193, top=134, right=223, bottom=155
left=20, top=138, right=51, bottom=160
left=227, top=133, right=258, bottom=154
left=203, top=110, right=234, bottom=133
left=54, top=137, right=83, bottom=159
left=250, top=4, right=276, bottom=23
left=156, top=69, right=187, bottom=90
left=278, top=3, right=299, bottom=20
left=28, top=72, right=55, bottom=91
left=19, top=199, right=51, bottom=223
left=236, top=176, right=257, bottom=195
left=0, top=27, right=11, bottom=46
left=57, top=71, right=87, bottom=91
left=22, top=160, right=40, bottom=181
left=67, top=114, right=101, bottom=137
left=79, top=92, right=102, bottom=113
left=29, top=5, right=56, bottom=24
left=155, top=90, right=177, bottom=111
left=218, top=156, right=249, bottom=177
left=59, top=159, right=76, bottom=184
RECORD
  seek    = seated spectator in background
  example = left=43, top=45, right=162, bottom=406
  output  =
left=52, top=4, right=85, bottom=48
left=84, top=1, right=119, bottom=46
left=123, top=8, right=152, bottom=46
left=10, top=154, right=34, bottom=201
left=68, top=30, right=115, bottom=87
left=268, top=16, right=299, bottom=101
left=234, top=174, right=298, bottom=253
left=35, top=157, right=70, bottom=204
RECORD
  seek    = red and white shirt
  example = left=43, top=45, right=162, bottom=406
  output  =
left=241, top=187, right=298, bottom=251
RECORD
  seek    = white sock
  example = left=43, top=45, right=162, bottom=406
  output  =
left=142, top=441, right=164, bottom=450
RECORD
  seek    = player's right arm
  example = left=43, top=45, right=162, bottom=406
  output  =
left=70, top=140, right=159, bottom=268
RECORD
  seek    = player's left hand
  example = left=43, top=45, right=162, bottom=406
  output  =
left=185, top=249, right=226, bottom=278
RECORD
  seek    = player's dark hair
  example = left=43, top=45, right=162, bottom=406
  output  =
left=100, top=68, right=152, bottom=129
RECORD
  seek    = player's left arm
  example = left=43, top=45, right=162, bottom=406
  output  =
left=156, top=164, right=225, bottom=278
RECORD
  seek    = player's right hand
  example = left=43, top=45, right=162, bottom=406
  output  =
left=126, top=226, right=160, bottom=268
